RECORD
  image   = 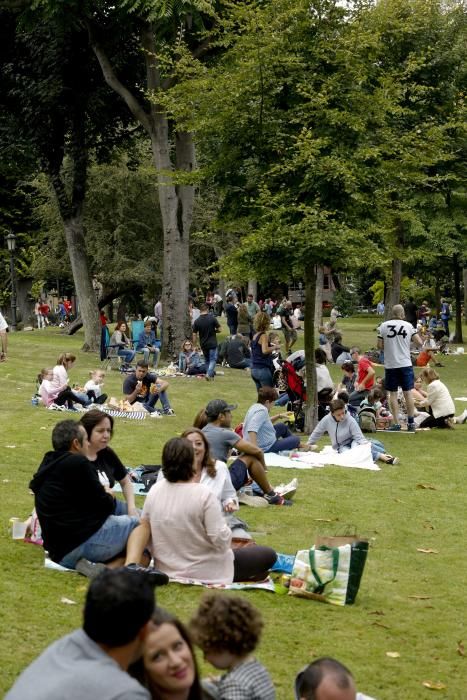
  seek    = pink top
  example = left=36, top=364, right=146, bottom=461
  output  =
left=142, top=480, right=233, bottom=585
left=52, top=365, right=69, bottom=391
left=39, top=380, right=62, bottom=407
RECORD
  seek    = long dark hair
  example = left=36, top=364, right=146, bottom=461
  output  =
left=129, top=608, right=203, bottom=700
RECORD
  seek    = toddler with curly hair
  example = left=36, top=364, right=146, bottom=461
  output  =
left=190, top=592, right=275, bottom=700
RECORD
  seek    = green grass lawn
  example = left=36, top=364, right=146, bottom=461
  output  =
left=1, top=317, right=466, bottom=699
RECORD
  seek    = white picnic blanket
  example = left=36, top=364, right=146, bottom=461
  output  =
left=264, top=443, right=380, bottom=471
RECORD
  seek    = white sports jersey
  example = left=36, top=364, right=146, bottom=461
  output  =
left=378, top=319, right=416, bottom=369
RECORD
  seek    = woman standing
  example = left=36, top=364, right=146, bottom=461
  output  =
left=237, top=303, right=251, bottom=338
left=110, top=321, right=136, bottom=366
left=130, top=608, right=204, bottom=700
left=80, top=410, right=139, bottom=516
left=250, top=312, right=280, bottom=390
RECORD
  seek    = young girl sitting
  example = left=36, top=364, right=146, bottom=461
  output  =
left=190, top=593, right=275, bottom=700
left=84, top=369, right=108, bottom=405
left=178, top=339, right=207, bottom=375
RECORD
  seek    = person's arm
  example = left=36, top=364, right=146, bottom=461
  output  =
left=377, top=335, right=384, bottom=350
left=247, top=431, right=258, bottom=446
left=235, top=437, right=266, bottom=467
left=153, top=377, right=169, bottom=393
left=203, top=492, right=232, bottom=551
left=348, top=417, right=368, bottom=445
left=192, top=321, right=198, bottom=345
left=120, top=474, right=139, bottom=517
left=412, top=332, right=423, bottom=348
left=307, top=418, right=327, bottom=446
left=123, top=377, right=142, bottom=402
left=259, top=334, right=279, bottom=355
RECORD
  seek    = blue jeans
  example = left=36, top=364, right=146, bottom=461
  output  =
left=203, top=347, right=218, bottom=378
left=275, top=393, right=289, bottom=407
left=72, top=390, right=92, bottom=407
left=118, top=348, right=136, bottom=364
left=59, top=514, right=139, bottom=568
left=251, top=366, right=273, bottom=390
left=269, top=423, right=300, bottom=453
left=137, top=390, right=171, bottom=413
left=141, top=347, right=160, bottom=367
left=231, top=359, right=251, bottom=369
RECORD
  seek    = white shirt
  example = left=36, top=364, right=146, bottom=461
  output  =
left=316, top=364, right=334, bottom=392
left=378, top=319, right=417, bottom=369
left=0, top=312, right=8, bottom=332
left=424, top=380, right=455, bottom=418
left=157, top=460, right=238, bottom=510
left=84, top=380, right=103, bottom=398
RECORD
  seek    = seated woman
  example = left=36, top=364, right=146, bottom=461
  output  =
left=417, top=368, right=458, bottom=429
left=136, top=322, right=160, bottom=368
left=330, top=333, right=351, bottom=364
left=80, top=410, right=139, bottom=517
left=130, top=608, right=204, bottom=700
left=178, top=339, right=206, bottom=375
left=307, top=398, right=399, bottom=464
left=46, top=353, right=91, bottom=408
left=124, top=437, right=277, bottom=584
left=110, top=321, right=136, bottom=366
left=338, top=360, right=357, bottom=396
left=315, top=348, right=334, bottom=419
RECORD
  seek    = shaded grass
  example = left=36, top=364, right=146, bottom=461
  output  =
left=1, top=318, right=466, bottom=698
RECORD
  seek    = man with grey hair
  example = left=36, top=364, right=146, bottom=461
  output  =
left=377, top=304, right=422, bottom=431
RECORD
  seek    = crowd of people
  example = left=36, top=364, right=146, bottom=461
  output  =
left=5, top=293, right=465, bottom=699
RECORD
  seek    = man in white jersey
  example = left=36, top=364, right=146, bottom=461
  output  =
left=377, top=304, right=422, bottom=431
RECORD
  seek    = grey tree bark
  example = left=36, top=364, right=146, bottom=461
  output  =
left=247, top=279, right=258, bottom=299
left=463, top=268, right=467, bottom=323
left=452, top=254, right=463, bottom=343
left=384, top=258, right=402, bottom=320
left=89, top=21, right=196, bottom=358
left=304, top=265, right=318, bottom=433
left=314, top=265, right=324, bottom=329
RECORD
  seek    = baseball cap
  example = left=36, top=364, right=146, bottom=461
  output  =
left=205, top=399, right=237, bottom=419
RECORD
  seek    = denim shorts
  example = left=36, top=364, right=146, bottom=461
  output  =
left=385, top=366, right=414, bottom=392
left=229, top=458, right=248, bottom=490
left=59, top=514, right=140, bottom=569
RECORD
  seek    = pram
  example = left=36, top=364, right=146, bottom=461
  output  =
left=280, top=360, right=307, bottom=432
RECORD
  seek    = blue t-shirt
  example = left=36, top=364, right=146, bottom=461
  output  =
left=243, top=403, right=276, bottom=452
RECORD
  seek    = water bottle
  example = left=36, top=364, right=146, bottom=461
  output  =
left=31, top=396, right=39, bottom=406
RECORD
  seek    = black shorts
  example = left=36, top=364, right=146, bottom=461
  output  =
left=229, top=458, right=248, bottom=490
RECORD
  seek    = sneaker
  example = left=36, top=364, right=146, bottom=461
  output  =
left=75, top=558, right=107, bottom=579
left=150, top=410, right=162, bottom=418
left=406, top=423, right=416, bottom=432
left=386, top=456, right=399, bottom=465
left=163, top=408, right=176, bottom=416
left=445, top=417, right=455, bottom=429
left=387, top=424, right=401, bottom=432
left=274, top=478, right=298, bottom=500
left=455, top=409, right=467, bottom=424
left=126, top=563, right=169, bottom=586
left=263, top=492, right=293, bottom=506
left=237, top=493, right=269, bottom=508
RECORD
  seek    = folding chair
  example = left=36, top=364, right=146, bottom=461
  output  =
left=100, top=326, right=121, bottom=371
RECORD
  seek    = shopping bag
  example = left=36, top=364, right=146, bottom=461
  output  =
left=288, top=536, right=368, bottom=606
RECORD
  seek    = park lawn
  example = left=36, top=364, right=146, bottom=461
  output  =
left=1, top=316, right=466, bottom=699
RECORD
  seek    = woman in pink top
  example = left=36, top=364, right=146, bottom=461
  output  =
left=125, top=438, right=276, bottom=584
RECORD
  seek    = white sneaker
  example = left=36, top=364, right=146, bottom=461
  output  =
left=455, top=408, right=467, bottom=424
left=150, top=410, right=162, bottom=418
left=274, top=477, right=298, bottom=499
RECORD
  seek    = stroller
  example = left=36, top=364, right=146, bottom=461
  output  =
left=280, top=360, right=307, bottom=432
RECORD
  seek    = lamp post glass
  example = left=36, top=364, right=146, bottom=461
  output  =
left=6, top=232, right=17, bottom=331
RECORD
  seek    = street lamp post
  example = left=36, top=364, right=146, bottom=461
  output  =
left=6, top=232, right=17, bottom=332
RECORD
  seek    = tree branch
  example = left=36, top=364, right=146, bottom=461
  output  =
left=86, top=20, right=153, bottom=135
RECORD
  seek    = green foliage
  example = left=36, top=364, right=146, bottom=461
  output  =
left=332, top=288, right=357, bottom=317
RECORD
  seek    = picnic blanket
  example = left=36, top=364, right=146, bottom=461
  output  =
left=44, top=557, right=275, bottom=591
left=101, top=409, right=147, bottom=420
left=264, top=443, right=380, bottom=471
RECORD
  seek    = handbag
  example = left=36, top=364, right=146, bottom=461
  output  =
left=288, top=535, right=368, bottom=606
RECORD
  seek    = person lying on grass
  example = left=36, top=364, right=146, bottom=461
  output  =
left=306, top=399, right=399, bottom=465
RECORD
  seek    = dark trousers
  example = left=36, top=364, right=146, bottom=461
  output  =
left=233, top=545, right=277, bottom=581
left=420, top=407, right=453, bottom=428
left=269, top=423, right=300, bottom=453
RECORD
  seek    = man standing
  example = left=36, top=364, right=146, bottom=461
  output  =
left=246, top=293, right=260, bottom=337
left=202, top=399, right=290, bottom=505
left=243, top=387, right=305, bottom=453
left=224, top=295, right=238, bottom=336
left=6, top=569, right=156, bottom=700
left=30, top=421, right=140, bottom=575
left=404, top=296, right=418, bottom=328
left=440, top=297, right=451, bottom=337
left=279, top=300, right=298, bottom=354
left=377, top=304, right=422, bottom=431
left=418, top=300, right=431, bottom=326
left=348, top=347, right=375, bottom=407
left=192, top=303, right=221, bottom=380
left=0, top=310, right=8, bottom=361
left=123, top=360, right=174, bottom=415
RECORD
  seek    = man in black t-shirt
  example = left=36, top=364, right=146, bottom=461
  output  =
left=30, top=421, right=140, bottom=575
left=192, top=303, right=221, bottom=380
left=123, top=361, right=174, bottom=415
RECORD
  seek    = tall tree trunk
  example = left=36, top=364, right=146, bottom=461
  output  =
left=314, top=265, right=324, bottom=329
left=247, top=279, right=258, bottom=299
left=463, top=268, right=467, bottom=324
left=304, top=265, right=318, bottom=433
left=452, top=254, right=463, bottom=343
left=384, top=258, right=402, bottom=320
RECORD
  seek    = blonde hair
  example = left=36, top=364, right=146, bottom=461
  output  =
left=56, top=352, right=76, bottom=366
left=253, top=312, right=270, bottom=333
left=90, top=369, right=105, bottom=379
left=420, top=368, right=439, bottom=384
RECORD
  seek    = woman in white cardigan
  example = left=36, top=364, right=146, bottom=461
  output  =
left=418, top=368, right=456, bottom=428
